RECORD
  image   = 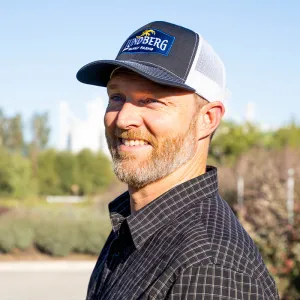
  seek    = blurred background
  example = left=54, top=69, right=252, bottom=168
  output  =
left=0, top=1, right=299, bottom=299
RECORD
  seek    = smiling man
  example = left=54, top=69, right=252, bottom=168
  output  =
left=77, top=21, right=278, bottom=300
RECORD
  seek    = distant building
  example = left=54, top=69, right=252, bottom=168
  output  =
left=58, top=98, right=110, bottom=156
left=245, top=102, right=256, bottom=122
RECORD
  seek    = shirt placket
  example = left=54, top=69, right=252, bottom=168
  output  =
left=97, top=220, right=134, bottom=299
left=88, top=233, right=117, bottom=300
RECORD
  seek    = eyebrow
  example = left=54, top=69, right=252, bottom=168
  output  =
left=107, top=83, right=119, bottom=90
left=106, top=82, right=182, bottom=106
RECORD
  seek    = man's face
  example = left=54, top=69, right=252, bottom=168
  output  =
left=105, top=71, right=199, bottom=188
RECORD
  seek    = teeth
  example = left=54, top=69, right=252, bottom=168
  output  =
left=121, top=139, right=148, bottom=146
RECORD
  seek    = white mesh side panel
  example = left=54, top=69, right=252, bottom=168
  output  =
left=195, top=39, right=224, bottom=88
left=185, top=35, right=226, bottom=102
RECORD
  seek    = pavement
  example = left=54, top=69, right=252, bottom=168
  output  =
left=0, top=261, right=96, bottom=300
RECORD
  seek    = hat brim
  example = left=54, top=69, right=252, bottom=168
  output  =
left=76, top=60, right=195, bottom=92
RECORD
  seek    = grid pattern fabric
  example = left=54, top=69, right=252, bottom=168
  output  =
left=86, top=166, right=279, bottom=300
left=117, top=60, right=184, bottom=83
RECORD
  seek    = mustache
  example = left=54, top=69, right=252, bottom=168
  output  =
left=113, top=128, right=155, bottom=144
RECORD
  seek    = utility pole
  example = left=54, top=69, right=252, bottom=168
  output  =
left=237, top=176, right=244, bottom=208
left=287, top=168, right=295, bottom=226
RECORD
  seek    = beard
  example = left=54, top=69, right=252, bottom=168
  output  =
left=105, top=117, right=198, bottom=189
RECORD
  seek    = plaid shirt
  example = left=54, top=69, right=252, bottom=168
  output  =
left=86, top=166, right=279, bottom=300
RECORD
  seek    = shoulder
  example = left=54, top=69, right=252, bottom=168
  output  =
left=172, top=194, right=270, bottom=279
left=168, top=194, right=278, bottom=297
left=168, top=264, right=279, bottom=300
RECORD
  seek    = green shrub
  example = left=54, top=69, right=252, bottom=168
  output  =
left=74, top=219, right=110, bottom=255
left=0, top=217, right=34, bottom=252
left=0, top=206, right=111, bottom=257
left=0, top=222, right=15, bottom=253
left=35, top=219, right=77, bottom=257
left=10, top=219, right=35, bottom=250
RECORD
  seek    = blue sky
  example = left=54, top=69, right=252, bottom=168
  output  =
left=1, top=0, right=299, bottom=146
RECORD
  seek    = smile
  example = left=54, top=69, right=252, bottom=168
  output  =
left=121, top=139, right=149, bottom=147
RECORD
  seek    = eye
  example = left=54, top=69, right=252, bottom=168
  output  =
left=142, top=98, right=161, bottom=105
left=109, top=94, right=125, bottom=102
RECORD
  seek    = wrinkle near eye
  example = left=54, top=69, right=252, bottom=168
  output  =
left=140, top=98, right=163, bottom=106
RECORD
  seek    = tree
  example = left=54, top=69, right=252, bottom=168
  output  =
left=55, top=151, right=79, bottom=195
left=0, top=110, right=24, bottom=152
left=209, top=120, right=264, bottom=164
left=37, top=149, right=61, bottom=195
left=270, top=120, right=300, bottom=149
left=0, top=147, right=12, bottom=195
left=95, top=151, right=114, bottom=187
left=30, top=112, right=51, bottom=176
left=76, top=149, right=113, bottom=195
left=5, top=113, right=24, bottom=153
left=0, top=147, right=35, bottom=197
left=31, top=112, right=50, bottom=151
left=0, top=109, right=5, bottom=147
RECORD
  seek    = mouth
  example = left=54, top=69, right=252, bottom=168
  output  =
left=119, top=138, right=150, bottom=147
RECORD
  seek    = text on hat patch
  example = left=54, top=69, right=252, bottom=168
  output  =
left=121, top=28, right=175, bottom=56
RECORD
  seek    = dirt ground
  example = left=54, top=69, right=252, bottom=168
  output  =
left=0, top=247, right=98, bottom=261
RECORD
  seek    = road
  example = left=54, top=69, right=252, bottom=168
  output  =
left=0, top=261, right=95, bottom=300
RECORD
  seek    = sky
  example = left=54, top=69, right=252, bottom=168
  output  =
left=1, top=0, right=300, bottom=147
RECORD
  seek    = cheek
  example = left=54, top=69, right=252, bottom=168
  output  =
left=145, top=113, right=189, bottom=138
left=104, top=111, right=117, bottom=129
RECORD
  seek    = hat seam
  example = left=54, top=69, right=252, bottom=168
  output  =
left=183, top=32, right=199, bottom=81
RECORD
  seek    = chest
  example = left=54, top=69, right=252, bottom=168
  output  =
left=88, top=231, right=179, bottom=300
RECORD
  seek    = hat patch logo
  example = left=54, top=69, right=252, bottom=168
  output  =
left=121, top=28, right=175, bottom=56
left=136, top=29, right=156, bottom=38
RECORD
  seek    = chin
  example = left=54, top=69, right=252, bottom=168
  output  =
left=115, top=157, right=146, bottom=170
left=116, top=150, right=150, bottom=161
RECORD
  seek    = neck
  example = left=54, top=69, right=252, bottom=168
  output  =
left=129, top=150, right=207, bottom=212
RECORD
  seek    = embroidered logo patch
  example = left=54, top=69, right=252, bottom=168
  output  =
left=121, top=28, right=175, bottom=56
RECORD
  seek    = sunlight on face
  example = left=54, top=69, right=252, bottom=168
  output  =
left=105, top=70, right=199, bottom=188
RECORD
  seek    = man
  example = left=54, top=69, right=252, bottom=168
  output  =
left=77, top=21, right=279, bottom=299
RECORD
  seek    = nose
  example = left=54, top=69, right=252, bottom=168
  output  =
left=116, top=102, right=143, bottom=130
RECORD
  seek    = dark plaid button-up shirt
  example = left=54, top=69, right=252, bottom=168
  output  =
left=86, top=166, right=279, bottom=300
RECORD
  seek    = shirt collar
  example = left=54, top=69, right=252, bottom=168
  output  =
left=108, top=166, right=218, bottom=250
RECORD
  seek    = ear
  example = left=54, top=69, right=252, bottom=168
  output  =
left=197, top=101, right=225, bottom=140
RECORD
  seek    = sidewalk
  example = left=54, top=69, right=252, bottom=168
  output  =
left=0, top=261, right=94, bottom=300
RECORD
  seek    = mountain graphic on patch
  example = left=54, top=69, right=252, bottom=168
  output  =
left=121, top=28, right=175, bottom=56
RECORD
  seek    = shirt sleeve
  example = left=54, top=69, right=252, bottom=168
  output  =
left=165, top=265, right=278, bottom=300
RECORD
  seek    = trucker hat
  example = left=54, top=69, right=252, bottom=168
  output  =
left=77, top=21, right=227, bottom=102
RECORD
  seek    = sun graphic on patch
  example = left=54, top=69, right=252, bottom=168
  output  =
left=136, top=30, right=156, bottom=38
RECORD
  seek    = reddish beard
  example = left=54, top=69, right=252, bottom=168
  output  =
left=105, top=118, right=197, bottom=188
left=106, top=127, right=157, bottom=160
